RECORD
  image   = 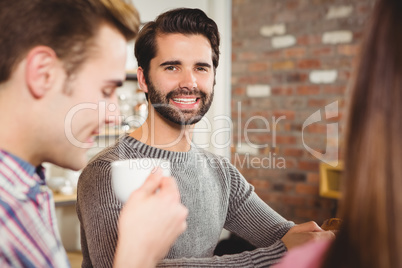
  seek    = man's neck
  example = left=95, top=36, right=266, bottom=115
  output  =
left=130, top=110, right=194, bottom=152
left=0, top=105, right=40, bottom=167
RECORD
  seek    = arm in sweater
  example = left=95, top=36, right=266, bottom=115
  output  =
left=155, top=160, right=295, bottom=267
left=224, top=161, right=294, bottom=247
left=77, top=161, right=120, bottom=268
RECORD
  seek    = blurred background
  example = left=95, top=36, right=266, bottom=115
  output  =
left=46, top=0, right=376, bottom=265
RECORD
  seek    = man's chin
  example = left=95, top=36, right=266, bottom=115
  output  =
left=162, top=114, right=203, bottom=125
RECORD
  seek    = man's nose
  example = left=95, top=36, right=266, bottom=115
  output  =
left=179, top=69, right=197, bottom=90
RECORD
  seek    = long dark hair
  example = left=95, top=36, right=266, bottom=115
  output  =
left=322, top=0, right=402, bottom=267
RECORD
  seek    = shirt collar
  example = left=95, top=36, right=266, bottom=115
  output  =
left=0, top=149, right=46, bottom=184
left=7, top=151, right=37, bottom=177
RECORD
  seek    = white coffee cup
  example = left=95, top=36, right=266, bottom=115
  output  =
left=111, top=158, right=170, bottom=203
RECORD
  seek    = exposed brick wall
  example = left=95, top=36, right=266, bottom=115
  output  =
left=231, top=0, right=375, bottom=223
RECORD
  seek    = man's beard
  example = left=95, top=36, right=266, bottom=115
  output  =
left=147, top=81, right=214, bottom=125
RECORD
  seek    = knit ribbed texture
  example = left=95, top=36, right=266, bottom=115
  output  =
left=76, top=135, right=294, bottom=267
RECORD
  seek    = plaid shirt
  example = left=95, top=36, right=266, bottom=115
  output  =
left=0, top=150, right=70, bottom=267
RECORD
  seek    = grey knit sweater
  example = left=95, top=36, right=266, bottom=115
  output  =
left=76, top=135, right=294, bottom=267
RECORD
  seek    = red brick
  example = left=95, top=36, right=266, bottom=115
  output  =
left=297, top=35, right=321, bottom=46
left=257, top=193, right=282, bottom=204
left=238, top=51, right=258, bottom=61
left=298, top=161, right=319, bottom=171
left=322, top=85, right=346, bottom=95
left=339, top=70, right=352, bottom=81
left=286, top=0, right=300, bottom=10
left=232, top=86, right=246, bottom=96
left=249, top=110, right=271, bottom=118
left=297, top=59, right=321, bottom=69
left=283, top=148, right=304, bottom=157
left=283, top=158, right=297, bottom=169
left=248, top=179, right=270, bottom=189
left=261, top=146, right=281, bottom=156
left=307, top=98, right=328, bottom=107
left=247, top=134, right=273, bottom=144
left=311, top=47, right=334, bottom=57
left=272, top=61, right=295, bottom=71
left=273, top=11, right=297, bottom=23
left=248, top=62, right=269, bottom=72
left=231, top=0, right=374, bottom=223
left=337, top=44, right=360, bottom=56
left=295, top=183, right=319, bottom=195
left=273, top=110, right=295, bottom=120
left=282, top=122, right=292, bottom=131
left=263, top=50, right=284, bottom=60
left=283, top=195, right=306, bottom=206
left=274, top=135, right=297, bottom=145
left=305, top=123, right=327, bottom=134
left=271, top=87, right=294, bottom=96
left=283, top=47, right=307, bottom=58
left=237, top=75, right=259, bottom=84
left=297, top=85, right=320, bottom=95
left=232, top=40, right=244, bottom=49
left=284, top=73, right=308, bottom=83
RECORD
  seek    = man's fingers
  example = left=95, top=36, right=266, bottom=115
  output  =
left=293, top=221, right=323, bottom=233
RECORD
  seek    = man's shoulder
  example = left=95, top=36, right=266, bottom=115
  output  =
left=86, top=136, right=142, bottom=167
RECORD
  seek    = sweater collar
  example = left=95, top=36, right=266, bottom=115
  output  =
left=120, top=135, right=197, bottom=163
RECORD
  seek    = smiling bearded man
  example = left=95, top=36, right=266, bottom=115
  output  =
left=77, top=7, right=334, bottom=268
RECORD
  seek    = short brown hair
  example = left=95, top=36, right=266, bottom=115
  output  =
left=0, top=0, right=140, bottom=83
left=134, top=8, right=220, bottom=84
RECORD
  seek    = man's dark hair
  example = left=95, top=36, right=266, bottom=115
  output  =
left=134, top=8, right=220, bottom=85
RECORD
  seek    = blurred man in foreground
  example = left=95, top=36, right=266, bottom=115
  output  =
left=0, top=0, right=187, bottom=267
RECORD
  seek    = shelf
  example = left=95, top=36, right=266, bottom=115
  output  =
left=319, top=161, right=343, bottom=199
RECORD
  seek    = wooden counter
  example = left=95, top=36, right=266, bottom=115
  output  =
left=53, top=192, right=77, bottom=207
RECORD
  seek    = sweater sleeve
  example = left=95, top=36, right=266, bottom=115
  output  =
left=157, top=241, right=287, bottom=267
left=76, top=160, right=121, bottom=268
left=224, top=162, right=294, bottom=247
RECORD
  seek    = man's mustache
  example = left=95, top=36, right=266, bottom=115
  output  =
left=166, top=89, right=206, bottom=100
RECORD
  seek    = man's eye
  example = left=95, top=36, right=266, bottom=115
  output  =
left=165, top=66, right=177, bottom=71
left=197, top=67, right=208, bottom=72
left=102, top=88, right=114, bottom=98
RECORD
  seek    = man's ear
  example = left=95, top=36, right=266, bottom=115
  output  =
left=25, top=46, right=59, bottom=98
left=137, top=67, right=149, bottom=93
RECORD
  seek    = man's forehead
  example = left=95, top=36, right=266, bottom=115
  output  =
left=154, top=33, right=213, bottom=62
